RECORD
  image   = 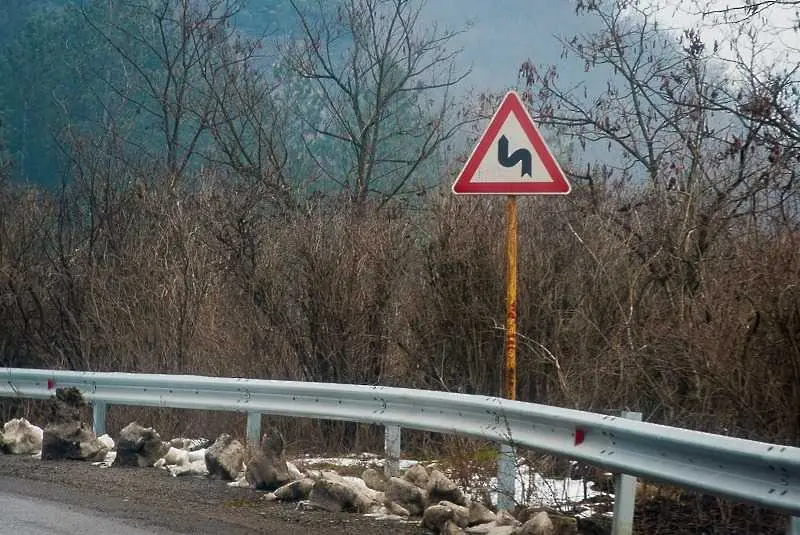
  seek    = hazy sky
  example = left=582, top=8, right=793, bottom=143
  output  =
left=421, top=0, right=799, bottom=95
left=654, top=0, right=800, bottom=70
left=421, top=0, right=593, bottom=94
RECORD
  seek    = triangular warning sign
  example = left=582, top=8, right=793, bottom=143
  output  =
left=452, top=91, right=570, bottom=195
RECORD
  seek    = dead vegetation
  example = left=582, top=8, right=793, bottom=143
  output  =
left=1, top=0, right=799, bottom=532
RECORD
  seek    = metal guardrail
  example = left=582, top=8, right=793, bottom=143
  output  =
left=2, top=367, right=799, bottom=531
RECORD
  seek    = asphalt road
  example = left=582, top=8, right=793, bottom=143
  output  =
left=0, top=492, right=179, bottom=535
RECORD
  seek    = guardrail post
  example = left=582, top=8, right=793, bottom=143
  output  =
left=612, top=411, right=642, bottom=535
left=497, top=442, right=516, bottom=511
left=789, top=516, right=800, bottom=535
left=384, top=424, right=401, bottom=477
left=92, top=401, right=107, bottom=437
left=246, top=411, right=261, bottom=447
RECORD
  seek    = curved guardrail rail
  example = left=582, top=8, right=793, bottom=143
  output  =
left=2, top=366, right=799, bottom=519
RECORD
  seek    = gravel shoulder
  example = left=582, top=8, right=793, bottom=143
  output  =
left=0, top=454, right=428, bottom=535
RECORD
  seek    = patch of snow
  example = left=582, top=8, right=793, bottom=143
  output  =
left=295, top=454, right=418, bottom=471
left=161, top=447, right=190, bottom=466
left=287, top=461, right=303, bottom=480
left=91, top=450, right=116, bottom=468
left=227, top=476, right=251, bottom=488
left=166, top=458, right=208, bottom=477
left=295, top=455, right=372, bottom=467
left=187, top=448, right=206, bottom=463
left=97, top=434, right=115, bottom=450
left=363, top=509, right=414, bottom=522
left=484, top=463, right=610, bottom=512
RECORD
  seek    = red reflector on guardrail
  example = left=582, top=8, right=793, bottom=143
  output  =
left=575, top=428, right=585, bottom=445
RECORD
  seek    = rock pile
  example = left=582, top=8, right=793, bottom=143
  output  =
left=259, top=461, right=580, bottom=535
left=0, top=414, right=603, bottom=534
left=40, top=387, right=109, bottom=461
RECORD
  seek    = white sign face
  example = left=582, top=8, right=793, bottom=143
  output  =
left=468, top=110, right=555, bottom=184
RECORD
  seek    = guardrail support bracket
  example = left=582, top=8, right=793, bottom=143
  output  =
left=246, top=411, right=261, bottom=447
left=92, top=401, right=107, bottom=437
left=384, top=424, right=401, bottom=477
left=497, top=442, right=516, bottom=511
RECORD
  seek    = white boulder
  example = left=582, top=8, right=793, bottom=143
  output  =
left=1, top=418, right=43, bottom=455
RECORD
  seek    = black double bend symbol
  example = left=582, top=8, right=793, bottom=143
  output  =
left=497, top=135, right=532, bottom=177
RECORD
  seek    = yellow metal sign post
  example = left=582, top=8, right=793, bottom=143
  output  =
left=504, top=195, right=518, bottom=401
left=451, top=91, right=571, bottom=511
left=496, top=195, right=519, bottom=510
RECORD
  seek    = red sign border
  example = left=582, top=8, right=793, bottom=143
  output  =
left=452, top=91, right=570, bottom=195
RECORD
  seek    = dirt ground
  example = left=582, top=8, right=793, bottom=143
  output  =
left=0, top=453, right=429, bottom=535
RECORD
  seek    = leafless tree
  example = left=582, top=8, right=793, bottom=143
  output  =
left=200, top=52, right=294, bottom=207
left=79, top=0, right=249, bottom=180
left=281, top=0, right=473, bottom=210
left=688, top=0, right=800, bottom=168
left=695, top=0, right=800, bottom=23
left=521, top=0, right=799, bottom=289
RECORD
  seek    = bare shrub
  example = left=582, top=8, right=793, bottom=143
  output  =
left=406, top=192, right=506, bottom=395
